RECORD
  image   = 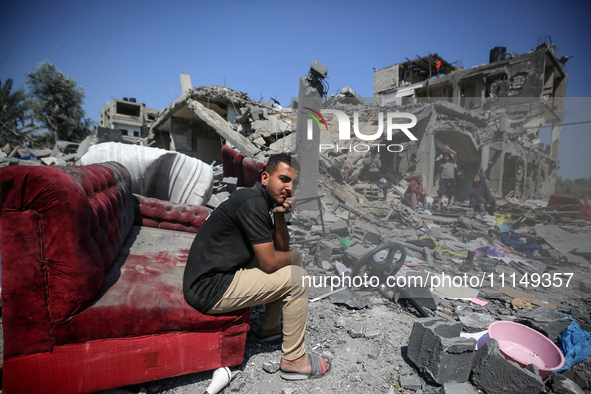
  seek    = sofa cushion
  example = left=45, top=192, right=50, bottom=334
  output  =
left=133, top=194, right=211, bottom=233
left=53, top=226, right=246, bottom=344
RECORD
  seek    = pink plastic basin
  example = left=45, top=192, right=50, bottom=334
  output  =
left=488, top=321, right=565, bottom=379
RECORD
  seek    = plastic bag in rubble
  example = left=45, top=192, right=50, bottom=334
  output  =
left=556, top=314, right=591, bottom=372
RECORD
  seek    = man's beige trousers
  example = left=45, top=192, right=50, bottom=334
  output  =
left=208, top=263, right=309, bottom=361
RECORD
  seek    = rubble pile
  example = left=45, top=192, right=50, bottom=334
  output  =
left=1, top=84, right=590, bottom=393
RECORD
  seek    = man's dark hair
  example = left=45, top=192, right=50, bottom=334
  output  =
left=264, top=153, right=299, bottom=174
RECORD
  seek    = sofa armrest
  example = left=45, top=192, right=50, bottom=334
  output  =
left=133, top=194, right=211, bottom=233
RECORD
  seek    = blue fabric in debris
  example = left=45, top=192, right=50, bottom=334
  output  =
left=556, top=314, right=591, bottom=372
left=500, top=232, right=543, bottom=255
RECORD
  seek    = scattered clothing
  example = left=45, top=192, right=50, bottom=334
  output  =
left=500, top=232, right=543, bottom=255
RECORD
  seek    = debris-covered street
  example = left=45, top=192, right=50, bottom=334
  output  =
left=1, top=41, right=591, bottom=394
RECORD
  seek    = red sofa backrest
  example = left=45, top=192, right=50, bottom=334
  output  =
left=221, top=145, right=265, bottom=187
left=0, top=162, right=134, bottom=356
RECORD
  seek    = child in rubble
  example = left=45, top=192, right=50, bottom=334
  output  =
left=404, top=172, right=429, bottom=210
left=470, top=172, right=496, bottom=215
left=433, top=145, right=458, bottom=211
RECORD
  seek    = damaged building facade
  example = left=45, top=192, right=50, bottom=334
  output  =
left=99, top=98, right=159, bottom=142
left=147, top=85, right=292, bottom=165
left=369, top=44, right=568, bottom=201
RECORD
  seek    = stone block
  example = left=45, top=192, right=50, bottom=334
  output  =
left=399, top=375, right=421, bottom=390
left=314, top=239, right=345, bottom=264
left=343, top=244, right=372, bottom=268
left=407, top=318, right=475, bottom=384
left=439, top=381, right=479, bottom=394
left=310, top=60, right=327, bottom=78
left=520, top=306, right=571, bottom=343
left=458, top=312, right=498, bottom=333
left=353, top=220, right=381, bottom=244
left=330, top=219, right=349, bottom=237
left=364, top=329, right=382, bottom=339
left=262, top=361, right=280, bottom=373
left=470, top=338, right=544, bottom=394
left=348, top=322, right=364, bottom=338
left=550, top=372, right=586, bottom=393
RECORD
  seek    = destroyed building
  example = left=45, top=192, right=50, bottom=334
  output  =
left=99, top=97, right=159, bottom=142
left=368, top=44, right=568, bottom=201
left=147, top=85, right=293, bottom=165
left=1, top=44, right=590, bottom=394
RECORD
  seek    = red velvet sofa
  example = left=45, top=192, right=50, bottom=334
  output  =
left=0, top=162, right=250, bottom=394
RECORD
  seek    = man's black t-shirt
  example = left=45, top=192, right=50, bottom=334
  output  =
left=183, top=183, right=275, bottom=313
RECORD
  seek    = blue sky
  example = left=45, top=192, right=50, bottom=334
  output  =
left=1, top=0, right=590, bottom=179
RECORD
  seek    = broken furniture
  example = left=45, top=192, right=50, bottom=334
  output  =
left=0, top=162, right=250, bottom=394
left=80, top=141, right=214, bottom=206
left=221, top=144, right=265, bottom=187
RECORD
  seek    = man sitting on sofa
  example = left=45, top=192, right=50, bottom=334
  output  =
left=183, top=153, right=331, bottom=380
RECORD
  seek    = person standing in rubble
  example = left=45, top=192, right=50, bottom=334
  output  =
left=367, top=156, right=400, bottom=198
left=404, top=172, right=428, bottom=210
left=183, top=153, right=331, bottom=380
left=470, top=172, right=496, bottom=215
left=433, top=145, right=458, bottom=211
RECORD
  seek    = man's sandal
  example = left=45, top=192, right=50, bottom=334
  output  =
left=279, top=353, right=331, bottom=380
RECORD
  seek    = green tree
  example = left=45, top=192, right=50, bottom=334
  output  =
left=0, top=77, right=29, bottom=145
left=555, top=176, right=591, bottom=200
left=25, top=61, right=92, bottom=143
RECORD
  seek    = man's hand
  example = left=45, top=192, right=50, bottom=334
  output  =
left=291, top=249, right=303, bottom=267
left=273, top=197, right=293, bottom=215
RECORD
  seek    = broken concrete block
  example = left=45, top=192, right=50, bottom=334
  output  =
left=470, top=338, right=544, bottom=394
left=550, top=372, right=587, bottom=393
left=352, top=221, right=381, bottom=244
left=520, top=306, right=571, bottom=343
left=252, top=137, right=266, bottom=146
left=457, top=312, right=498, bottom=333
left=314, top=239, right=345, bottom=264
left=364, top=329, right=381, bottom=339
left=310, top=60, right=327, bottom=78
left=268, top=135, right=293, bottom=153
left=399, top=375, right=421, bottom=390
left=368, top=348, right=380, bottom=359
left=407, top=317, right=444, bottom=362
left=407, top=318, right=476, bottom=384
left=343, top=244, right=372, bottom=268
left=439, top=381, right=479, bottom=394
left=330, top=219, right=349, bottom=237
left=331, top=290, right=372, bottom=310
left=262, top=361, right=280, bottom=374
left=222, top=177, right=238, bottom=193
left=560, top=370, right=589, bottom=390
left=348, top=322, right=364, bottom=338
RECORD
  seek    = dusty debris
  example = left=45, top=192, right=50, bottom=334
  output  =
left=1, top=43, right=590, bottom=392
